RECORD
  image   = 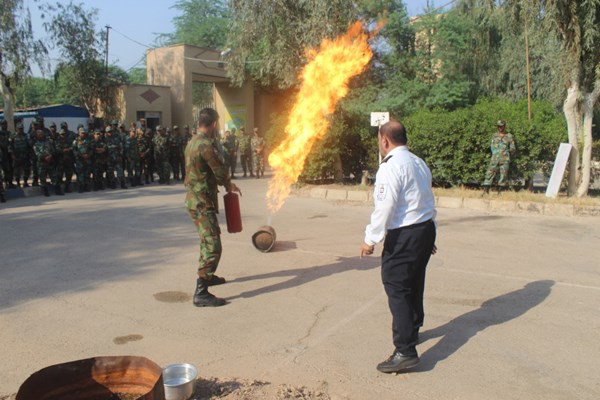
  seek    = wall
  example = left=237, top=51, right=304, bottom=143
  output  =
left=116, top=85, right=172, bottom=127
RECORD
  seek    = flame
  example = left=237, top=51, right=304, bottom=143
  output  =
left=266, top=21, right=373, bottom=213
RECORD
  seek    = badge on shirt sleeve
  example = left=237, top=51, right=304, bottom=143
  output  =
left=376, top=184, right=388, bottom=201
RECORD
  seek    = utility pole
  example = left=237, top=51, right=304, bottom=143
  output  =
left=524, top=7, right=532, bottom=120
left=105, top=25, right=111, bottom=118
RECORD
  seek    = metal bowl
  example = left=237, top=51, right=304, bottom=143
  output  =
left=162, top=363, right=197, bottom=400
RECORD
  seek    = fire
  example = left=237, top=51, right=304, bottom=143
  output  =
left=266, top=21, right=373, bottom=213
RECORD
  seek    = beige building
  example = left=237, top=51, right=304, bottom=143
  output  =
left=114, top=84, right=172, bottom=129
left=144, top=44, right=286, bottom=133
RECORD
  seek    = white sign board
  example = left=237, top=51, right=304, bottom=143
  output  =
left=370, top=112, right=389, bottom=127
left=545, top=143, right=573, bottom=198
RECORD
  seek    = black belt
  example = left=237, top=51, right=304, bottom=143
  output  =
left=388, top=219, right=433, bottom=233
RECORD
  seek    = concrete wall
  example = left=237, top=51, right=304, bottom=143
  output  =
left=116, top=85, right=172, bottom=128
left=215, top=81, right=254, bottom=132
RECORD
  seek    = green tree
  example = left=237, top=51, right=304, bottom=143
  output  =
left=127, top=67, right=147, bottom=85
left=43, top=1, right=128, bottom=119
left=158, top=0, right=229, bottom=48
left=0, top=0, right=47, bottom=131
left=13, top=77, right=59, bottom=107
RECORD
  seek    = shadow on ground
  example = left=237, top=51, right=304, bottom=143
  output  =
left=225, top=256, right=380, bottom=300
left=417, top=280, right=555, bottom=371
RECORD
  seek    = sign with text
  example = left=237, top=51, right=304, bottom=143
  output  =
left=370, top=112, right=389, bottom=127
left=546, top=143, right=573, bottom=198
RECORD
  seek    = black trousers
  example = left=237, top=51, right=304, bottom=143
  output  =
left=381, top=219, right=436, bottom=356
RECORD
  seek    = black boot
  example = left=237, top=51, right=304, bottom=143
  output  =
left=120, top=180, right=127, bottom=189
left=0, top=193, right=5, bottom=203
left=138, top=177, right=144, bottom=186
left=43, top=186, right=50, bottom=197
left=193, top=278, right=226, bottom=307
left=145, top=175, right=150, bottom=184
left=65, top=182, right=72, bottom=193
left=206, top=275, right=226, bottom=286
left=78, top=184, right=85, bottom=193
left=55, top=184, right=64, bottom=196
left=84, top=183, right=91, bottom=192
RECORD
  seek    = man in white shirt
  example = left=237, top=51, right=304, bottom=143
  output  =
left=360, top=120, right=437, bottom=373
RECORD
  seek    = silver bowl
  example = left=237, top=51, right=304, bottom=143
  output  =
left=162, top=363, right=198, bottom=400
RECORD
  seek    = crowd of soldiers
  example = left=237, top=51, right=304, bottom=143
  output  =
left=0, top=117, right=268, bottom=203
left=0, top=117, right=193, bottom=201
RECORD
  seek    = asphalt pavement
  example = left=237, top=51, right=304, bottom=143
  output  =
left=1, top=174, right=599, bottom=399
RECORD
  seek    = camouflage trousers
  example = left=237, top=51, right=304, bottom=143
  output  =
left=169, top=153, right=181, bottom=178
left=128, top=158, right=142, bottom=179
left=229, top=151, right=237, bottom=177
left=12, top=157, right=31, bottom=185
left=483, top=159, right=510, bottom=187
left=240, top=150, right=253, bottom=175
left=93, top=161, right=108, bottom=187
left=187, top=207, right=222, bottom=279
left=56, top=158, right=74, bottom=184
left=75, top=161, right=91, bottom=185
left=156, top=157, right=171, bottom=182
left=253, top=153, right=265, bottom=176
left=37, top=161, right=56, bottom=187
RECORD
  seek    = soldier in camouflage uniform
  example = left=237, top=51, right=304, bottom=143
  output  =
left=153, top=125, right=172, bottom=184
left=139, top=129, right=153, bottom=184
left=9, top=123, right=31, bottom=188
left=105, top=126, right=127, bottom=189
left=180, top=125, right=192, bottom=180
left=73, top=128, right=92, bottom=193
left=91, top=129, right=109, bottom=191
left=118, top=123, right=129, bottom=181
left=168, top=125, right=181, bottom=180
left=55, top=128, right=76, bottom=193
left=482, top=120, right=516, bottom=194
left=185, top=108, right=240, bottom=307
left=32, top=130, right=58, bottom=197
left=126, top=128, right=142, bottom=186
left=0, top=120, right=15, bottom=189
left=238, top=127, right=253, bottom=177
left=251, top=127, right=266, bottom=178
left=0, top=148, right=5, bottom=202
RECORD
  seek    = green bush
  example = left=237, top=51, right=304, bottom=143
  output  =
left=403, top=99, right=566, bottom=186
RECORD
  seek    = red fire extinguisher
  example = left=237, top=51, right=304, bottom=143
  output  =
left=223, top=192, right=243, bottom=233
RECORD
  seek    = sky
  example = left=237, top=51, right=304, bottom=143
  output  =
left=29, top=0, right=435, bottom=77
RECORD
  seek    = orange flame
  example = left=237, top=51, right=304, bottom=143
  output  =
left=267, top=21, right=373, bottom=213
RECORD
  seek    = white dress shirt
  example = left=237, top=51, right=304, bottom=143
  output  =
left=364, top=145, right=437, bottom=246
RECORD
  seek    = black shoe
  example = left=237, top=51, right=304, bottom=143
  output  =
left=121, top=181, right=127, bottom=189
left=43, top=187, right=50, bottom=197
left=23, top=182, right=30, bottom=188
left=78, top=186, right=85, bottom=193
left=0, top=194, right=5, bottom=203
left=193, top=279, right=226, bottom=307
left=55, top=185, right=64, bottom=196
left=206, top=275, right=226, bottom=286
left=65, top=183, right=72, bottom=193
left=376, top=351, right=420, bottom=373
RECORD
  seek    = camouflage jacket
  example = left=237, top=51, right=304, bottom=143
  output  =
left=490, top=133, right=516, bottom=161
left=125, top=136, right=139, bottom=160
left=184, top=132, right=230, bottom=211
left=0, top=129, right=10, bottom=153
left=33, top=140, right=55, bottom=163
left=137, top=134, right=152, bottom=159
left=55, top=135, right=75, bottom=162
left=91, top=139, right=109, bottom=163
left=251, top=136, right=266, bottom=155
left=238, top=134, right=252, bottom=153
left=72, top=138, right=93, bottom=163
left=105, top=134, right=124, bottom=160
left=153, top=134, right=171, bottom=159
left=9, top=133, right=30, bottom=159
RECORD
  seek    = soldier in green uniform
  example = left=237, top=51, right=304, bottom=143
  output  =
left=9, top=123, right=31, bottom=188
left=153, top=125, right=172, bottom=184
left=126, top=128, right=142, bottom=186
left=33, top=130, right=59, bottom=196
left=105, top=126, right=127, bottom=189
left=91, top=129, right=109, bottom=191
left=180, top=125, right=192, bottom=180
left=0, top=120, right=15, bottom=189
left=251, top=127, right=266, bottom=178
left=55, top=129, right=75, bottom=193
left=139, top=129, right=153, bottom=184
left=221, top=130, right=238, bottom=178
left=73, top=128, right=92, bottom=192
left=482, top=120, right=516, bottom=194
left=238, top=127, right=253, bottom=177
left=168, top=125, right=182, bottom=181
left=184, top=108, right=240, bottom=307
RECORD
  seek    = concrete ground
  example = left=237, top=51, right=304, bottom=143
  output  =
left=0, top=175, right=599, bottom=399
